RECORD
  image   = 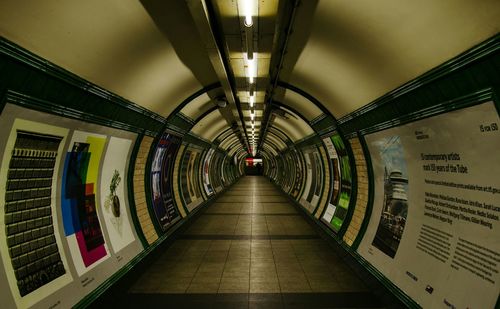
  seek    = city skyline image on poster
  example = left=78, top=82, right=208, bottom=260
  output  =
left=358, top=101, right=500, bottom=309
left=371, top=136, right=409, bottom=258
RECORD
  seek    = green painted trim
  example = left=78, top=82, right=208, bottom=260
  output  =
left=177, top=112, right=196, bottom=125
left=310, top=113, right=327, bottom=126
left=338, top=34, right=499, bottom=126
left=0, top=37, right=168, bottom=124
left=359, top=88, right=497, bottom=136
left=295, top=133, right=321, bottom=149
left=3, top=90, right=157, bottom=136
left=184, top=132, right=212, bottom=148
left=277, top=81, right=339, bottom=124
left=351, top=134, right=375, bottom=251
left=194, top=106, right=219, bottom=123
left=165, top=83, right=221, bottom=123
left=126, top=134, right=149, bottom=249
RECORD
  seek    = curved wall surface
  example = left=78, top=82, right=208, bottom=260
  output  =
left=0, top=2, right=498, bottom=308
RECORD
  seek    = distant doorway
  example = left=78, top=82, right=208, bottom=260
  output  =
left=245, top=157, right=263, bottom=175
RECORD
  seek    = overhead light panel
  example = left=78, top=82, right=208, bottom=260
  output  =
left=249, top=94, right=254, bottom=108
left=246, top=53, right=257, bottom=84
left=242, top=0, right=254, bottom=27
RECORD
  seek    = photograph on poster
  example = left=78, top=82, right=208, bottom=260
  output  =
left=61, top=131, right=108, bottom=275
left=358, top=100, right=500, bottom=309
left=371, top=136, right=409, bottom=258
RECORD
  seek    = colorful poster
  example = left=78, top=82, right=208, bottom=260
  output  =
left=61, top=131, right=108, bottom=275
left=150, top=133, right=181, bottom=231
left=100, top=137, right=135, bottom=253
left=358, top=101, right=500, bottom=309
left=0, top=119, right=73, bottom=308
left=371, top=136, right=409, bottom=258
left=181, top=149, right=203, bottom=211
left=291, top=150, right=303, bottom=198
left=321, top=132, right=352, bottom=232
left=202, top=149, right=215, bottom=196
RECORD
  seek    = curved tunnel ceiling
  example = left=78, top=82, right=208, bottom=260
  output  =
left=0, top=0, right=222, bottom=118
left=1, top=0, right=498, bottom=158
left=285, top=0, right=500, bottom=118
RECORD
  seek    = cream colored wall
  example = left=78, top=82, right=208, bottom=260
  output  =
left=290, top=0, right=500, bottom=118
left=133, top=136, right=158, bottom=245
left=0, top=0, right=203, bottom=117
left=343, top=137, right=369, bottom=246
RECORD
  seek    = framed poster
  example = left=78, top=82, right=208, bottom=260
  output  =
left=202, top=149, right=215, bottom=196
left=0, top=118, right=73, bottom=308
left=61, top=131, right=109, bottom=275
left=0, top=102, right=142, bottom=308
left=99, top=137, right=136, bottom=253
left=150, top=133, right=181, bottom=231
left=321, top=132, right=353, bottom=232
left=357, top=100, right=500, bottom=309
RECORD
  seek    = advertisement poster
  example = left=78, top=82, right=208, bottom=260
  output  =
left=151, top=133, right=181, bottom=231
left=202, top=149, right=215, bottom=196
left=181, top=149, right=203, bottom=211
left=99, top=137, right=136, bottom=253
left=61, top=131, right=109, bottom=275
left=321, top=132, right=352, bottom=232
left=291, top=150, right=303, bottom=198
left=358, top=101, right=500, bottom=308
left=0, top=119, right=73, bottom=308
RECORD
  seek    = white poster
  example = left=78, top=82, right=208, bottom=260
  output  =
left=358, top=101, right=500, bottom=309
left=100, top=137, right=136, bottom=253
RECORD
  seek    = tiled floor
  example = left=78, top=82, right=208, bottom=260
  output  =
left=123, top=177, right=384, bottom=308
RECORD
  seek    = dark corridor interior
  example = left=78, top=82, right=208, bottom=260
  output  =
left=93, top=177, right=383, bottom=308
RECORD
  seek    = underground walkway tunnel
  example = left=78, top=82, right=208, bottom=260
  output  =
left=0, top=1, right=499, bottom=308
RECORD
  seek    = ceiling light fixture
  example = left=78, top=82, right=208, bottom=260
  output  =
left=249, top=94, right=254, bottom=108
left=246, top=53, right=256, bottom=84
left=242, top=0, right=253, bottom=27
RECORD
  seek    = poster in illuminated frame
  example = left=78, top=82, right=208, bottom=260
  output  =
left=321, top=131, right=353, bottom=232
left=358, top=100, right=500, bottom=309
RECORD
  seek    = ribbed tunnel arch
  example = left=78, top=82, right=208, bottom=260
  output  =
left=0, top=1, right=498, bottom=308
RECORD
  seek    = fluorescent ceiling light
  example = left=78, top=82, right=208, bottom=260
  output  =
left=246, top=53, right=256, bottom=84
left=242, top=0, right=253, bottom=27
left=249, top=94, right=254, bottom=108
